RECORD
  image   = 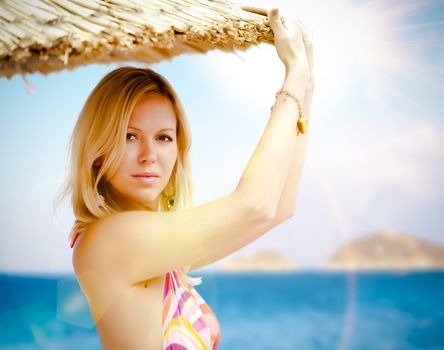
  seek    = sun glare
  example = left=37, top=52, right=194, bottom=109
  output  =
left=208, top=0, right=439, bottom=106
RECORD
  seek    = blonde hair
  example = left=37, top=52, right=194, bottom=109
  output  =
left=54, top=66, right=201, bottom=286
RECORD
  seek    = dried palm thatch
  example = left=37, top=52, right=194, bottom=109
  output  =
left=0, top=0, right=272, bottom=79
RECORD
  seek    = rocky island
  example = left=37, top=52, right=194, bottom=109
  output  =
left=325, top=230, right=444, bottom=271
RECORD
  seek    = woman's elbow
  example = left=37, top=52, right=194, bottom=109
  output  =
left=273, top=210, right=295, bottom=225
left=234, top=188, right=276, bottom=224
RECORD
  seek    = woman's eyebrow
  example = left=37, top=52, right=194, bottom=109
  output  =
left=128, top=126, right=176, bottom=132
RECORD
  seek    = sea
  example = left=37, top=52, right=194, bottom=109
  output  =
left=0, top=270, right=443, bottom=350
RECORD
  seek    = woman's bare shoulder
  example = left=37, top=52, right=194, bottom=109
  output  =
left=72, top=221, right=104, bottom=275
left=72, top=221, right=125, bottom=309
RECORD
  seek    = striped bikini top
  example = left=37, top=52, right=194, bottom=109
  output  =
left=70, top=231, right=221, bottom=349
left=162, top=269, right=221, bottom=350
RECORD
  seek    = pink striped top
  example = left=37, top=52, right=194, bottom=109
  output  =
left=162, top=270, right=221, bottom=350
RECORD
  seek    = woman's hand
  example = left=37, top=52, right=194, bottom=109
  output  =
left=268, top=8, right=313, bottom=80
left=268, top=8, right=315, bottom=117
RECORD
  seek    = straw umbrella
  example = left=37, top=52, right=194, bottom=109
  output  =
left=0, top=0, right=272, bottom=79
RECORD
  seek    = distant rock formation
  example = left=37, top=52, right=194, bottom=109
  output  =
left=218, top=250, right=298, bottom=272
left=325, top=230, right=444, bottom=270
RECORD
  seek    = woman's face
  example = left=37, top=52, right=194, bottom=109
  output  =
left=107, top=93, right=178, bottom=211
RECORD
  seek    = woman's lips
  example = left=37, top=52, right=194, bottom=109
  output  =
left=132, top=175, right=159, bottom=184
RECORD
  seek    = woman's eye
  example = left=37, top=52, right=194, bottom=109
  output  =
left=126, top=133, right=137, bottom=141
left=159, top=135, right=173, bottom=142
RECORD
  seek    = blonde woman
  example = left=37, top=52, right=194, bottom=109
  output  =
left=59, top=8, right=315, bottom=350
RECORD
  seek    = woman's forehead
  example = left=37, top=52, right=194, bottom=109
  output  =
left=130, top=95, right=177, bottom=129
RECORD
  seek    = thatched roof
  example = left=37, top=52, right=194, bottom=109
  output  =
left=0, top=0, right=272, bottom=79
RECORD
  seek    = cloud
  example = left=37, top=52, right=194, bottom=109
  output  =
left=308, top=120, right=444, bottom=220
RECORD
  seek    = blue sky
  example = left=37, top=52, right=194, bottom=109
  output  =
left=1, top=0, right=443, bottom=273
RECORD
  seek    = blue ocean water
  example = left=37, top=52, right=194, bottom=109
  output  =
left=0, top=270, right=443, bottom=350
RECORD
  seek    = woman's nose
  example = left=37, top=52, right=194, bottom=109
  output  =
left=138, top=139, right=157, bottom=164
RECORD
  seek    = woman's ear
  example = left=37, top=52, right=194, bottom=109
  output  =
left=93, top=156, right=104, bottom=167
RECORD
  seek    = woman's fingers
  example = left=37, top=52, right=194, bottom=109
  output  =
left=268, top=8, right=311, bottom=75
left=268, top=8, right=286, bottom=38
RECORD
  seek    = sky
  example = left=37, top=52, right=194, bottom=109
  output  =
left=0, top=0, right=443, bottom=274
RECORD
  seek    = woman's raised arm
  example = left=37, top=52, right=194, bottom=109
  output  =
left=272, top=18, right=315, bottom=223
left=188, top=11, right=315, bottom=271
left=236, top=8, right=313, bottom=219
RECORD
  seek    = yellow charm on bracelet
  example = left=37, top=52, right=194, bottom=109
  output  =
left=297, top=117, right=308, bottom=134
left=275, top=89, right=308, bottom=135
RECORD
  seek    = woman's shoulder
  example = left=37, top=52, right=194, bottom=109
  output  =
left=72, top=222, right=103, bottom=275
left=72, top=223, right=125, bottom=300
left=73, top=215, right=115, bottom=251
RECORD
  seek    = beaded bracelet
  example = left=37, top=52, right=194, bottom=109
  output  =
left=272, top=89, right=308, bottom=134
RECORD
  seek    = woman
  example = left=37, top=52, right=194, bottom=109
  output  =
left=61, top=7, right=315, bottom=350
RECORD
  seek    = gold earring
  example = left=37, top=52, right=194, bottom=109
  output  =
left=162, top=191, right=175, bottom=210
left=96, top=192, right=105, bottom=207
